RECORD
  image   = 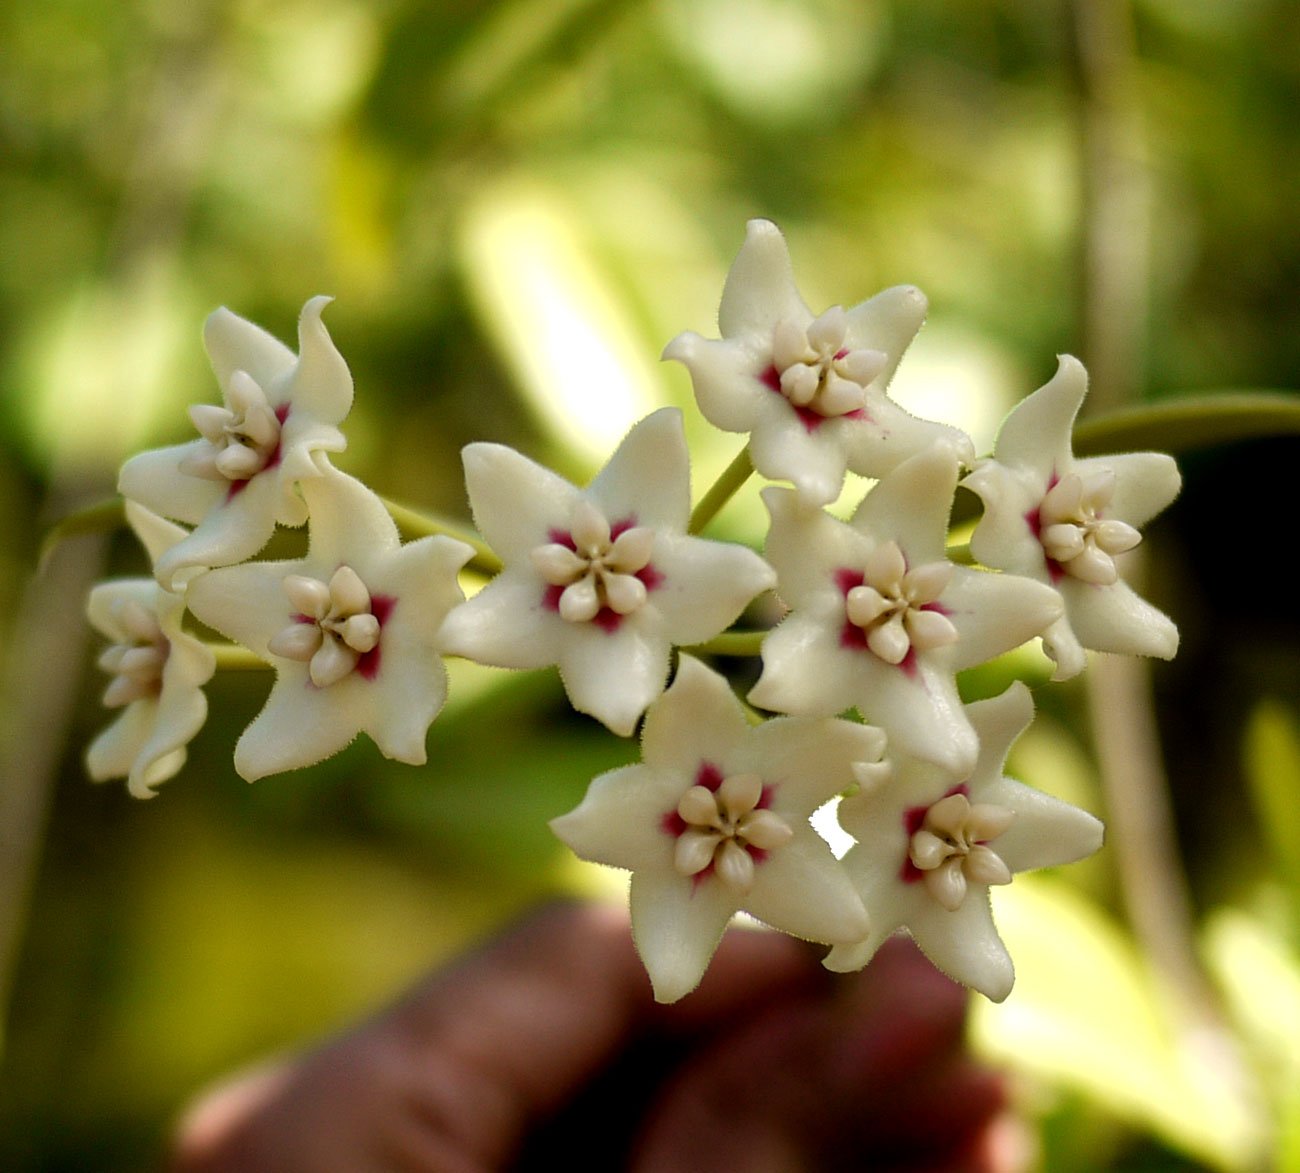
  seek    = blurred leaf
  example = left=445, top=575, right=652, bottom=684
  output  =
left=1243, top=699, right=1300, bottom=897
left=973, top=877, right=1262, bottom=1170
left=1074, top=392, right=1300, bottom=457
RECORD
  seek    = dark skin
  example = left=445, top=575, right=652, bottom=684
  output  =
left=171, top=904, right=1014, bottom=1172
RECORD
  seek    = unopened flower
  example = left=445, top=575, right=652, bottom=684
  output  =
left=663, top=219, right=974, bottom=506
left=551, top=655, right=876, bottom=1002
left=749, top=447, right=1063, bottom=774
left=86, top=504, right=215, bottom=798
left=439, top=409, right=776, bottom=736
left=825, top=682, right=1104, bottom=1001
left=962, top=356, right=1181, bottom=679
left=119, top=296, right=353, bottom=590
left=185, top=465, right=471, bottom=781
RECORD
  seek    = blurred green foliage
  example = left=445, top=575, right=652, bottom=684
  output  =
left=3, top=0, right=1300, bottom=1168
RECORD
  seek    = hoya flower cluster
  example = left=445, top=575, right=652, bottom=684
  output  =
left=86, top=219, right=1179, bottom=1003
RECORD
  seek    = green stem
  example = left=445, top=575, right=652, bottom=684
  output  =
left=37, top=498, right=124, bottom=571
left=683, top=630, right=765, bottom=658
left=210, top=644, right=270, bottom=671
left=379, top=496, right=502, bottom=575
left=1072, top=390, right=1300, bottom=456
left=689, top=446, right=754, bottom=535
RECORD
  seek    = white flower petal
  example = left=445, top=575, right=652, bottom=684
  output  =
left=942, top=565, right=1064, bottom=671
left=557, top=618, right=669, bottom=736
left=586, top=408, right=690, bottom=531
left=119, top=442, right=228, bottom=528
left=630, top=868, right=737, bottom=1004
left=716, top=218, right=811, bottom=340
left=906, top=888, right=1015, bottom=1002
left=549, top=764, right=679, bottom=873
left=203, top=306, right=296, bottom=397
left=285, top=296, right=354, bottom=424
left=761, top=486, right=869, bottom=609
left=640, top=655, right=749, bottom=775
left=990, top=354, right=1085, bottom=480
left=1082, top=451, right=1181, bottom=528
left=87, top=701, right=156, bottom=783
left=233, top=667, right=364, bottom=781
left=1057, top=576, right=1179, bottom=661
left=842, top=284, right=928, bottom=391
left=647, top=531, right=774, bottom=646
left=659, top=333, right=769, bottom=434
left=742, top=833, right=869, bottom=944
left=461, top=442, right=579, bottom=563
left=746, top=402, right=850, bottom=506
left=438, top=569, right=565, bottom=669
left=748, top=610, right=865, bottom=719
left=849, top=446, right=959, bottom=566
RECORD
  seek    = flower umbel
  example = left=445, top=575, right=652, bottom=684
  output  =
left=551, top=655, right=876, bottom=1002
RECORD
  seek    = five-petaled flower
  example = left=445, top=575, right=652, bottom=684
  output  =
left=550, top=655, right=876, bottom=1002
left=962, top=356, right=1181, bottom=680
left=749, top=447, right=1063, bottom=774
left=824, top=682, right=1104, bottom=1001
left=119, top=296, right=354, bottom=590
left=185, top=464, right=471, bottom=781
left=663, top=219, right=974, bottom=506
left=438, top=408, right=776, bottom=736
left=86, top=503, right=215, bottom=799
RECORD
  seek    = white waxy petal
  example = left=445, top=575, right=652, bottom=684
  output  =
left=601, top=571, right=647, bottom=615
left=965, top=845, right=1013, bottom=887
left=559, top=576, right=600, bottom=623
left=267, top=622, right=324, bottom=661
left=807, top=305, right=847, bottom=353
left=1068, top=543, right=1118, bottom=585
left=851, top=759, right=892, bottom=791
left=309, top=637, right=359, bottom=688
left=1042, top=523, right=1085, bottom=562
left=570, top=499, right=611, bottom=556
left=864, top=540, right=906, bottom=591
left=674, top=828, right=721, bottom=876
left=608, top=526, right=655, bottom=573
left=283, top=574, right=331, bottom=619
left=740, top=808, right=793, bottom=850
left=715, top=839, right=755, bottom=894
left=910, top=828, right=955, bottom=871
left=1079, top=466, right=1117, bottom=510
left=838, top=348, right=886, bottom=385
left=905, top=607, right=959, bottom=652
left=678, top=785, right=722, bottom=828
left=177, top=448, right=224, bottom=480
left=328, top=565, right=371, bottom=616
left=103, top=675, right=151, bottom=707
left=925, top=792, right=971, bottom=837
left=780, top=364, right=820, bottom=406
left=339, top=612, right=381, bottom=652
left=925, top=858, right=969, bottom=911
left=531, top=543, right=587, bottom=584
left=215, top=443, right=262, bottom=479
left=904, top=561, right=953, bottom=605
left=772, top=318, right=811, bottom=370
left=845, top=585, right=890, bottom=628
left=866, top=613, right=910, bottom=665
left=189, top=403, right=233, bottom=442
left=117, top=600, right=162, bottom=643
left=717, top=771, right=763, bottom=817
left=1094, top=518, right=1141, bottom=555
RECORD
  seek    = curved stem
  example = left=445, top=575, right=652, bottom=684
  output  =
left=378, top=495, right=502, bottom=575
left=210, top=643, right=270, bottom=671
left=689, top=446, right=754, bottom=535
left=682, top=630, right=765, bottom=658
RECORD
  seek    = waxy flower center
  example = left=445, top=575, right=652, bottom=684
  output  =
left=531, top=500, right=656, bottom=624
left=908, top=792, right=1015, bottom=911
left=180, top=369, right=283, bottom=483
left=771, top=305, right=886, bottom=419
left=672, top=771, right=792, bottom=895
left=268, top=565, right=381, bottom=688
left=97, top=598, right=167, bottom=707
left=845, top=540, right=958, bottom=665
left=1037, top=469, right=1140, bottom=586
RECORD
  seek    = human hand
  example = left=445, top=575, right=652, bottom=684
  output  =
left=171, top=903, right=1014, bottom=1172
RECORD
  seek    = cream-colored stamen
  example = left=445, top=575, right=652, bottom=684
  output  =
left=98, top=599, right=167, bottom=707
left=770, top=306, right=886, bottom=419
left=1038, top=469, right=1140, bottom=585
left=179, top=369, right=283, bottom=483
left=268, top=565, right=380, bottom=686
left=908, top=791, right=1015, bottom=911
left=531, top=500, right=655, bottom=624
left=845, top=540, right=958, bottom=665
left=671, top=771, right=792, bottom=895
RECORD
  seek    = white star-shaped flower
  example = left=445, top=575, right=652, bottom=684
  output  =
left=184, top=465, right=471, bottom=781
left=663, top=219, right=974, bottom=506
left=86, top=503, right=215, bottom=798
left=824, top=682, right=1104, bottom=1002
left=962, top=356, right=1181, bottom=680
left=119, top=296, right=353, bottom=590
left=748, top=447, right=1064, bottom=775
left=438, top=408, right=777, bottom=736
left=550, top=655, right=876, bottom=1002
